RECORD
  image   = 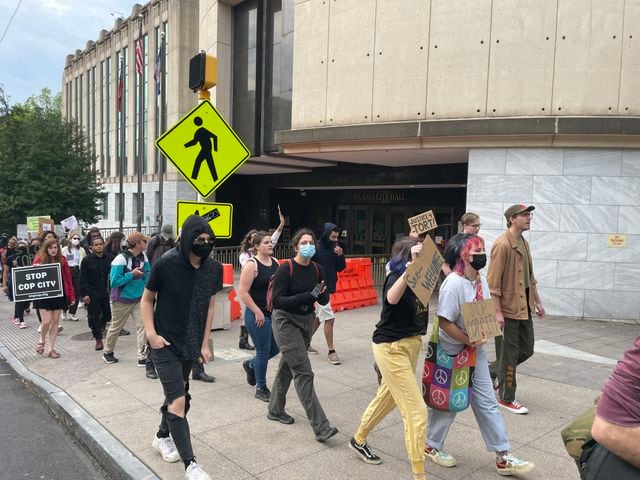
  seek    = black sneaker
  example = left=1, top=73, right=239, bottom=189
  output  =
left=146, top=363, right=158, bottom=379
left=119, top=329, right=130, bottom=336
left=315, top=426, right=339, bottom=443
left=267, top=411, right=295, bottom=425
left=349, top=437, right=382, bottom=464
left=243, top=360, right=256, bottom=386
left=255, top=387, right=270, bottom=402
left=103, top=352, right=118, bottom=364
left=137, top=358, right=146, bottom=367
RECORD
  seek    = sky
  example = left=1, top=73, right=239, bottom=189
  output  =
left=0, top=0, right=136, bottom=105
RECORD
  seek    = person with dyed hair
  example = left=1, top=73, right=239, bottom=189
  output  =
left=425, top=234, right=535, bottom=476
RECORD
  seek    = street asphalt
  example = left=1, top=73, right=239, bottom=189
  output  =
left=0, top=292, right=637, bottom=480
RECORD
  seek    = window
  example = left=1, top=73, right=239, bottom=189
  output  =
left=154, top=23, right=168, bottom=174
left=100, top=194, right=109, bottom=219
left=154, top=191, right=160, bottom=223
left=100, top=60, right=105, bottom=175
left=134, top=34, right=148, bottom=175
left=91, top=66, right=97, bottom=172
left=132, top=192, right=145, bottom=224
left=115, top=48, right=128, bottom=176
left=115, top=192, right=124, bottom=223
left=78, top=73, right=83, bottom=128
left=106, top=56, right=112, bottom=177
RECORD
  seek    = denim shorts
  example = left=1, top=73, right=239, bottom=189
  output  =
left=150, top=346, right=193, bottom=404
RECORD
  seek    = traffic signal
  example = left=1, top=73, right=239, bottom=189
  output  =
left=189, top=52, right=217, bottom=91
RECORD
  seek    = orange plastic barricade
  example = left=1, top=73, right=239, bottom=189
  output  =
left=330, top=257, right=378, bottom=312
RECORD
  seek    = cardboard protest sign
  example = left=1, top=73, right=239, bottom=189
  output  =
left=461, top=298, right=502, bottom=343
left=39, top=218, right=54, bottom=234
left=11, top=264, right=63, bottom=303
left=408, top=210, right=438, bottom=235
left=405, top=236, right=444, bottom=307
left=61, top=215, right=79, bottom=232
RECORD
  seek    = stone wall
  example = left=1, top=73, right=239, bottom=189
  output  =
left=468, top=147, right=640, bottom=321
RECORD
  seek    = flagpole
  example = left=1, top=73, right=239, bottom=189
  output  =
left=136, top=16, right=144, bottom=231
left=157, top=31, right=166, bottom=229
left=118, top=57, right=125, bottom=232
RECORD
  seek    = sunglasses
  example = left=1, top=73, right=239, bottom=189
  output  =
left=194, top=237, right=214, bottom=245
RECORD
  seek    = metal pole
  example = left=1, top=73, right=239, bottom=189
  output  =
left=118, top=59, right=125, bottom=232
left=136, top=15, right=144, bottom=231
left=157, top=31, right=166, bottom=229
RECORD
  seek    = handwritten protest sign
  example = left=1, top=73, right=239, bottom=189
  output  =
left=27, top=215, right=50, bottom=233
left=405, top=236, right=444, bottom=307
left=39, top=218, right=54, bottom=234
left=461, top=298, right=502, bottom=343
left=61, top=215, right=79, bottom=232
left=408, top=210, right=438, bottom=235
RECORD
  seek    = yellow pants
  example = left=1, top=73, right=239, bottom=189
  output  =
left=355, top=335, right=427, bottom=475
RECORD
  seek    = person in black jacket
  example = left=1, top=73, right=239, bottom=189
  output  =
left=268, top=228, right=339, bottom=443
left=310, top=222, right=346, bottom=364
left=79, top=236, right=114, bottom=350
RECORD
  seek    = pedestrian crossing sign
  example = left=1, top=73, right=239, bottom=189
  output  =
left=177, top=201, right=233, bottom=239
left=156, top=100, right=251, bottom=198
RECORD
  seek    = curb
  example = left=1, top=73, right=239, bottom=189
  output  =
left=0, top=342, right=159, bottom=480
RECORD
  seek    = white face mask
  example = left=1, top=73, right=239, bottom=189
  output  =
left=71, top=239, right=80, bottom=246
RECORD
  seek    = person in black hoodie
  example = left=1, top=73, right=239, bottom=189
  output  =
left=310, top=222, right=346, bottom=364
left=79, top=236, right=114, bottom=351
left=141, top=215, right=222, bottom=480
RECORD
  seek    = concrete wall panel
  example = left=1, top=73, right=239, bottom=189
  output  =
left=552, top=0, right=624, bottom=114
left=426, top=0, right=492, bottom=118
left=486, top=0, right=557, bottom=116
left=619, top=0, right=640, bottom=114
left=292, top=0, right=329, bottom=127
left=325, top=0, right=376, bottom=125
left=371, top=0, right=430, bottom=122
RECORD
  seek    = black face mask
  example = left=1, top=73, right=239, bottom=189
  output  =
left=191, top=242, right=213, bottom=259
left=470, top=253, right=487, bottom=271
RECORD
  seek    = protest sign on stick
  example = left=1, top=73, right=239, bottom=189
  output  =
left=408, top=210, right=438, bottom=235
left=405, top=236, right=444, bottom=307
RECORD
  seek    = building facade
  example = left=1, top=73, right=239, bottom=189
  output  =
left=61, top=0, right=199, bottom=230
left=64, top=0, right=640, bottom=320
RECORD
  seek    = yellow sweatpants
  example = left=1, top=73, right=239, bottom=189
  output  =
left=354, top=335, right=427, bottom=475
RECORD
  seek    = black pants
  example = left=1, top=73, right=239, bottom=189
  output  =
left=65, top=266, right=81, bottom=315
left=87, top=296, right=111, bottom=340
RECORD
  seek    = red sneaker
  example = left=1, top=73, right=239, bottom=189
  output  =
left=498, top=399, right=529, bottom=414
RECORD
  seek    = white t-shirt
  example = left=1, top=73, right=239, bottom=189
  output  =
left=437, top=273, right=490, bottom=355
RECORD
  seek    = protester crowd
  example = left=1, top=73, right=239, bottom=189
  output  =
left=1, top=204, right=637, bottom=480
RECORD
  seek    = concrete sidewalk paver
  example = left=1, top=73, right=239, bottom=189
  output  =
left=1, top=294, right=636, bottom=479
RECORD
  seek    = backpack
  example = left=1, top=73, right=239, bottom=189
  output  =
left=266, top=259, right=319, bottom=312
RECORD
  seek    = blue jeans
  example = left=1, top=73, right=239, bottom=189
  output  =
left=427, top=346, right=510, bottom=453
left=244, top=309, right=280, bottom=389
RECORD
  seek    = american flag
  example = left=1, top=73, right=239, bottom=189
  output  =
left=117, top=58, right=124, bottom=112
left=153, top=35, right=163, bottom=96
left=135, top=23, right=143, bottom=76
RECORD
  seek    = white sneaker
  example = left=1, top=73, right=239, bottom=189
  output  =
left=69, top=316, right=79, bottom=322
left=152, top=436, right=180, bottom=463
left=61, top=312, right=68, bottom=320
left=185, top=462, right=211, bottom=480
left=37, top=325, right=42, bottom=333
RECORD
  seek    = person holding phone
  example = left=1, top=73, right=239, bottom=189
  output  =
left=267, top=228, right=339, bottom=443
left=102, top=231, right=151, bottom=366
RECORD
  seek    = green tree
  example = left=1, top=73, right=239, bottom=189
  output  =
left=0, top=87, right=103, bottom=234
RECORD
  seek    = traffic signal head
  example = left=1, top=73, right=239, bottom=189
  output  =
left=189, top=52, right=217, bottom=91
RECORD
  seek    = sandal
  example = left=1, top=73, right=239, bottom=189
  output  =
left=48, top=350, right=60, bottom=359
left=36, top=342, right=45, bottom=354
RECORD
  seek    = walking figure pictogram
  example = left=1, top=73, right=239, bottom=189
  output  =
left=184, top=116, right=218, bottom=181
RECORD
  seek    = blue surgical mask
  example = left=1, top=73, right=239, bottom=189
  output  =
left=299, top=244, right=316, bottom=259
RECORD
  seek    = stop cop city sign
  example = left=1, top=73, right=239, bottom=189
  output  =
left=155, top=100, right=251, bottom=198
left=11, top=264, right=63, bottom=302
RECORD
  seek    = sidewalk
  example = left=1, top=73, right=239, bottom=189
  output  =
left=0, top=294, right=636, bottom=480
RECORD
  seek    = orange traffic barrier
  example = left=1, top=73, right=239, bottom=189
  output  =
left=331, top=257, right=377, bottom=312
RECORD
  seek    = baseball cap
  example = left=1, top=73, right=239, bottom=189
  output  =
left=127, top=232, right=151, bottom=245
left=504, top=204, right=535, bottom=221
left=160, top=224, right=175, bottom=240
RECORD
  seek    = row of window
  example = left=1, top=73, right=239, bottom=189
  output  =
left=65, top=22, right=168, bottom=179
left=102, top=190, right=161, bottom=224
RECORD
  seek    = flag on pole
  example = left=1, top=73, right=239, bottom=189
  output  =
left=153, top=37, right=163, bottom=96
left=135, top=23, right=143, bottom=76
left=117, top=58, right=124, bottom=112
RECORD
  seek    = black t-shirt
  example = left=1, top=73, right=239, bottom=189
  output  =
left=272, top=259, right=329, bottom=315
left=373, top=271, right=428, bottom=344
left=248, top=257, right=279, bottom=315
left=146, top=250, right=222, bottom=359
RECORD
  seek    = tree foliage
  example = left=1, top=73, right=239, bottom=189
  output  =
left=0, top=87, right=103, bottom=234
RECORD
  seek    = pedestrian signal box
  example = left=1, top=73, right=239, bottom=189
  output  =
left=189, top=52, right=217, bottom=91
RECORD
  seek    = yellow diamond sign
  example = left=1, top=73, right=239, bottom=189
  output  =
left=176, top=201, right=233, bottom=239
left=155, top=100, right=251, bottom=198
